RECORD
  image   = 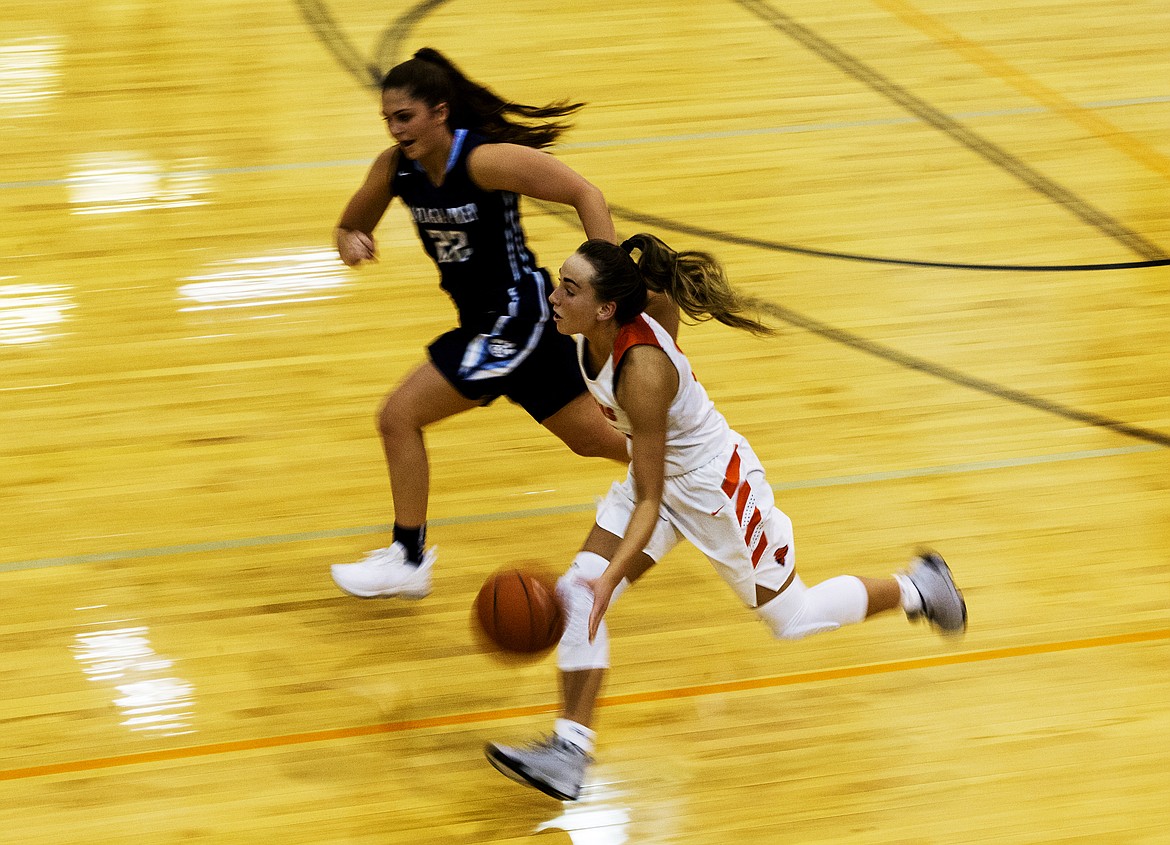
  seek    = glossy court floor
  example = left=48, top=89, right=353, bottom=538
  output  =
left=2, top=1, right=1169, bottom=843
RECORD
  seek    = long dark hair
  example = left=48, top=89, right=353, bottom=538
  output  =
left=576, top=234, right=774, bottom=336
left=381, top=48, right=581, bottom=149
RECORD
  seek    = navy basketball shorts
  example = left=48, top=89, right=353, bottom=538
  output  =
left=428, top=316, right=587, bottom=423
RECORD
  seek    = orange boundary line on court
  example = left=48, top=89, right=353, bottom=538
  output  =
left=2, top=627, right=1166, bottom=782
left=873, top=0, right=1170, bottom=183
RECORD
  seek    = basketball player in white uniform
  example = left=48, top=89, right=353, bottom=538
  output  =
left=485, top=234, right=967, bottom=801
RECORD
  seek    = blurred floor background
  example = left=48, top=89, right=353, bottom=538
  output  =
left=2, top=1, right=1168, bottom=842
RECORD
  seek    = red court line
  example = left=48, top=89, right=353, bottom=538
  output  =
left=2, top=627, right=1165, bottom=782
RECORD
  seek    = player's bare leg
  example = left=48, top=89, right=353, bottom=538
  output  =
left=485, top=528, right=652, bottom=800
left=856, top=577, right=902, bottom=616
left=377, top=361, right=480, bottom=526
left=331, top=362, right=478, bottom=598
left=560, top=668, right=605, bottom=727
left=541, top=391, right=630, bottom=462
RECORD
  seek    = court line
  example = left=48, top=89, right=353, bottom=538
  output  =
left=0, top=444, right=1159, bottom=573
left=287, top=0, right=1170, bottom=271
left=751, top=298, right=1170, bottom=449
left=3, top=96, right=1169, bottom=192
left=530, top=204, right=1168, bottom=443
left=2, top=626, right=1165, bottom=782
left=293, top=0, right=383, bottom=88
left=731, top=0, right=1167, bottom=261
left=873, top=0, right=1170, bottom=183
left=601, top=200, right=1170, bottom=272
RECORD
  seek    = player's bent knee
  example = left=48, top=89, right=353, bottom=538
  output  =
left=756, top=575, right=867, bottom=641
left=376, top=398, right=423, bottom=442
left=375, top=399, right=399, bottom=437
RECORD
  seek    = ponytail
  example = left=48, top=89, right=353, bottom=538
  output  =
left=382, top=48, right=582, bottom=149
left=621, top=234, right=774, bottom=336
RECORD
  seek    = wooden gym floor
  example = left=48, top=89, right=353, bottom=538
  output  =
left=2, top=1, right=1168, bottom=842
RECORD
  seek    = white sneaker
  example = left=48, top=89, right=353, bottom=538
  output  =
left=330, top=542, right=435, bottom=599
left=485, top=735, right=591, bottom=801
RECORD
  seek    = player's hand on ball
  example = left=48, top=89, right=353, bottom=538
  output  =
left=583, top=572, right=620, bottom=642
left=337, top=229, right=377, bottom=266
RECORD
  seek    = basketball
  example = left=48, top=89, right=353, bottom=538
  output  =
left=474, top=568, right=564, bottom=655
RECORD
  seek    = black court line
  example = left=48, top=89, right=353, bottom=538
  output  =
left=732, top=0, right=1168, bottom=261
left=370, top=0, right=459, bottom=79
left=535, top=200, right=1170, bottom=450
left=608, top=204, right=1170, bottom=272
left=293, top=0, right=384, bottom=88
left=295, top=0, right=1169, bottom=272
left=294, top=0, right=460, bottom=91
left=294, top=1, right=1170, bottom=450
left=752, top=301, right=1170, bottom=448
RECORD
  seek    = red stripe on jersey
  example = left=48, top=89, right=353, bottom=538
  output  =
left=721, top=446, right=741, bottom=498
left=612, top=314, right=662, bottom=370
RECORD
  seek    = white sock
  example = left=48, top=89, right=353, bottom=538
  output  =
left=893, top=573, right=924, bottom=615
left=554, top=718, right=596, bottom=754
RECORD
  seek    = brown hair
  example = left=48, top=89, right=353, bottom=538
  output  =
left=381, top=48, right=581, bottom=149
left=576, top=234, right=774, bottom=335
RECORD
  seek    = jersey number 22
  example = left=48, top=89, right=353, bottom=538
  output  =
left=427, top=229, right=472, bottom=264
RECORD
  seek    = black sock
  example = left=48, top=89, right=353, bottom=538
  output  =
left=393, top=523, right=426, bottom=566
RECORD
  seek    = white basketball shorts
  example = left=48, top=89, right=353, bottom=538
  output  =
left=595, top=432, right=795, bottom=607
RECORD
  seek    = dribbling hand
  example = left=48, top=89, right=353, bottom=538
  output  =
left=337, top=229, right=377, bottom=266
left=583, top=573, right=620, bottom=642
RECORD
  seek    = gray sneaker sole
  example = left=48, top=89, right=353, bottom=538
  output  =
left=484, top=744, right=578, bottom=801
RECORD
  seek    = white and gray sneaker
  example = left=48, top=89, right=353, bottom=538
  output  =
left=330, top=542, right=435, bottom=599
left=485, top=735, right=591, bottom=801
left=905, top=550, right=967, bottom=635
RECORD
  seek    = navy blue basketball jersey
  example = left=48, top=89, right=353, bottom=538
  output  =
left=390, top=130, right=552, bottom=325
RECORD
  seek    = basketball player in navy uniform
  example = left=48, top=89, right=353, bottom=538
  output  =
left=484, top=234, right=967, bottom=801
left=330, top=49, right=631, bottom=599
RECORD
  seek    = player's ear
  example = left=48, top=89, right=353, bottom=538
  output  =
left=432, top=101, right=450, bottom=123
left=597, top=300, right=617, bottom=321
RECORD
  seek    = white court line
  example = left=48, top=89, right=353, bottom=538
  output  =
left=2, top=96, right=1168, bottom=190
left=1, top=443, right=1160, bottom=573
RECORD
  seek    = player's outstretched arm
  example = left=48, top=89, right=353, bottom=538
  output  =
left=469, top=144, right=616, bottom=244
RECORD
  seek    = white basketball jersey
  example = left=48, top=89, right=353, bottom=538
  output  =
left=577, top=313, right=732, bottom=476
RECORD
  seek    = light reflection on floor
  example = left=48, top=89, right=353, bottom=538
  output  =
left=0, top=280, right=74, bottom=345
left=535, top=779, right=632, bottom=845
left=176, top=248, right=349, bottom=315
left=0, top=35, right=62, bottom=118
left=71, top=613, right=195, bottom=738
left=66, top=151, right=210, bottom=215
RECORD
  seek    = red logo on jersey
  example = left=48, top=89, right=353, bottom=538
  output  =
left=597, top=401, right=617, bottom=422
left=774, top=545, right=789, bottom=566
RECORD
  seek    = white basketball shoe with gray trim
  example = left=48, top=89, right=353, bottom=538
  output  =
left=905, top=550, right=967, bottom=635
left=485, top=735, right=591, bottom=801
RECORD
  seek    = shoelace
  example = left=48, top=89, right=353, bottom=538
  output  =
left=362, top=547, right=403, bottom=568
left=522, top=734, right=590, bottom=760
left=520, top=734, right=561, bottom=752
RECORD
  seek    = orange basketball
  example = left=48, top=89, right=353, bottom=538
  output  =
left=474, top=569, right=564, bottom=655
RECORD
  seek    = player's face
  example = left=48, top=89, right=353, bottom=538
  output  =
left=381, top=88, right=451, bottom=161
left=551, top=253, right=607, bottom=335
